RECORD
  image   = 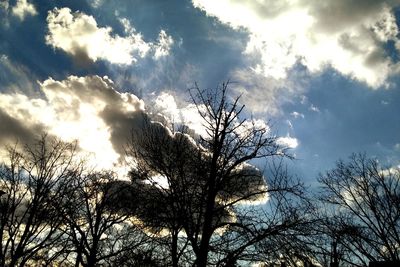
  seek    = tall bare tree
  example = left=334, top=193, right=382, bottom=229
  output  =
left=127, top=83, right=304, bottom=266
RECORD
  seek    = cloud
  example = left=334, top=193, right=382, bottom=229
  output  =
left=309, top=104, right=320, bottom=113
left=0, top=75, right=146, bottom=171
left=0, top=74, right=200, bottom=177
left=152, top=92, right=207, bottom=136
left=0, top=54, right=38, bottom=94
left=153, top=30, right=174, bottom=60
left=11, top=0, right=37, bottom=20
left=45, top=8, right=173, bottom=65
left=0, top=108, right=46, bottom=148
left=192, top=0, right=400, bottom=88
left=290, top=111, right=305, bottom=119
left=230, top=68, right=307, bottom=115
left=0, top=73, right=286, bottom=195
left=118, top=17, right=174, bottom=61
left=0, top=0, right=9, bottom=11
left=0, top=0, right=36, bottom=25
left=89, top=0, right=104, bottom=9
left=234, top=118, right=271, bottom=140
left=277, top=135, right=299, bottom=149
left=151, top=91, right=274, bottom=141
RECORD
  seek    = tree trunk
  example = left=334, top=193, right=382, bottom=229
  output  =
left=195, top=180, right=217, bottom=267
left=75, top=241, right=84, bottom=267
left=86, top=239, right=98, bottom=267
left=196, top=222, right=213, bottom=267
left=9, top=246, right=23, bottom=267
left=331, top=240, right=339, bottom=267
left=195, top=137, right=220, bottom=267
left=172, top=230, right=179, bottom=267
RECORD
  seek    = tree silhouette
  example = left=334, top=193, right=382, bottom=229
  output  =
left=127, top=83, right=305, bottom=266
left=318, top=153, right=400, bottom=266
left=0, top=135, right=79, bottom=266
left=58, top=171, right=149, bottom=267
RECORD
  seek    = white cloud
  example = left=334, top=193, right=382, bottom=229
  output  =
left=277, top=135, right=299, bottom=149
left=230, top=68, right=306, bottom=115
left=153, top=92, right=207, bottom=136
left=152, top=91, right=274, bottom=140
left=46, top=8, right=173, bottom=65
left=309, top=104, right=320, bottom=113
left=0, top=75, right=145, bottom=173
left=154, top=92, right=179, bottom=117
left=0, top=0, right=37, bottom=24
left=118, top=18, right=174, bottom=60
left=234, top=119, right=271, bottom=140
left=290, top=111, right=305, bottom=119
left=373, top=7, right=399, bottom=43
left=0, top=73, right=298, bottom=180
left=153, top=30, right=174, bottom=59
left=11, top=0, right=37, bottom=20
left=192, top=0, right=400, bottom=88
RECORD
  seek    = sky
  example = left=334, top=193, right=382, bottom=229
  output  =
left=0, top=0, right=399, bottom=184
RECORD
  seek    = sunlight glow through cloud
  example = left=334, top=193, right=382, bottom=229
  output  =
left=153, top=92, right=207, bottom=136
left=192, top=0, right=400, bottom=88
left=0, top=76, right=145, bottom=174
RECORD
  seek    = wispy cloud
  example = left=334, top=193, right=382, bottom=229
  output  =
left=229, top=67, right=308, bottom=115
left=0, top=54, right=38, bottom=94
left=290, top=111, right=305, bottom=119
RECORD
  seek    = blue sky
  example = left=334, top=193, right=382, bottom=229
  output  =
left=0, top=0, right=399, bottom=183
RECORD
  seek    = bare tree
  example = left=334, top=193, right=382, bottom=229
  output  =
left=127, top=83, right=304, bottom=266
left=318, top=153, right=400, bottom=266
left=127, top=121, right=200, bottom=267
left=0, top=135, right=78, bottom=267
left=58, top=170, right=148, bottom=267
left=219, top=162, right=314, bottom=267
